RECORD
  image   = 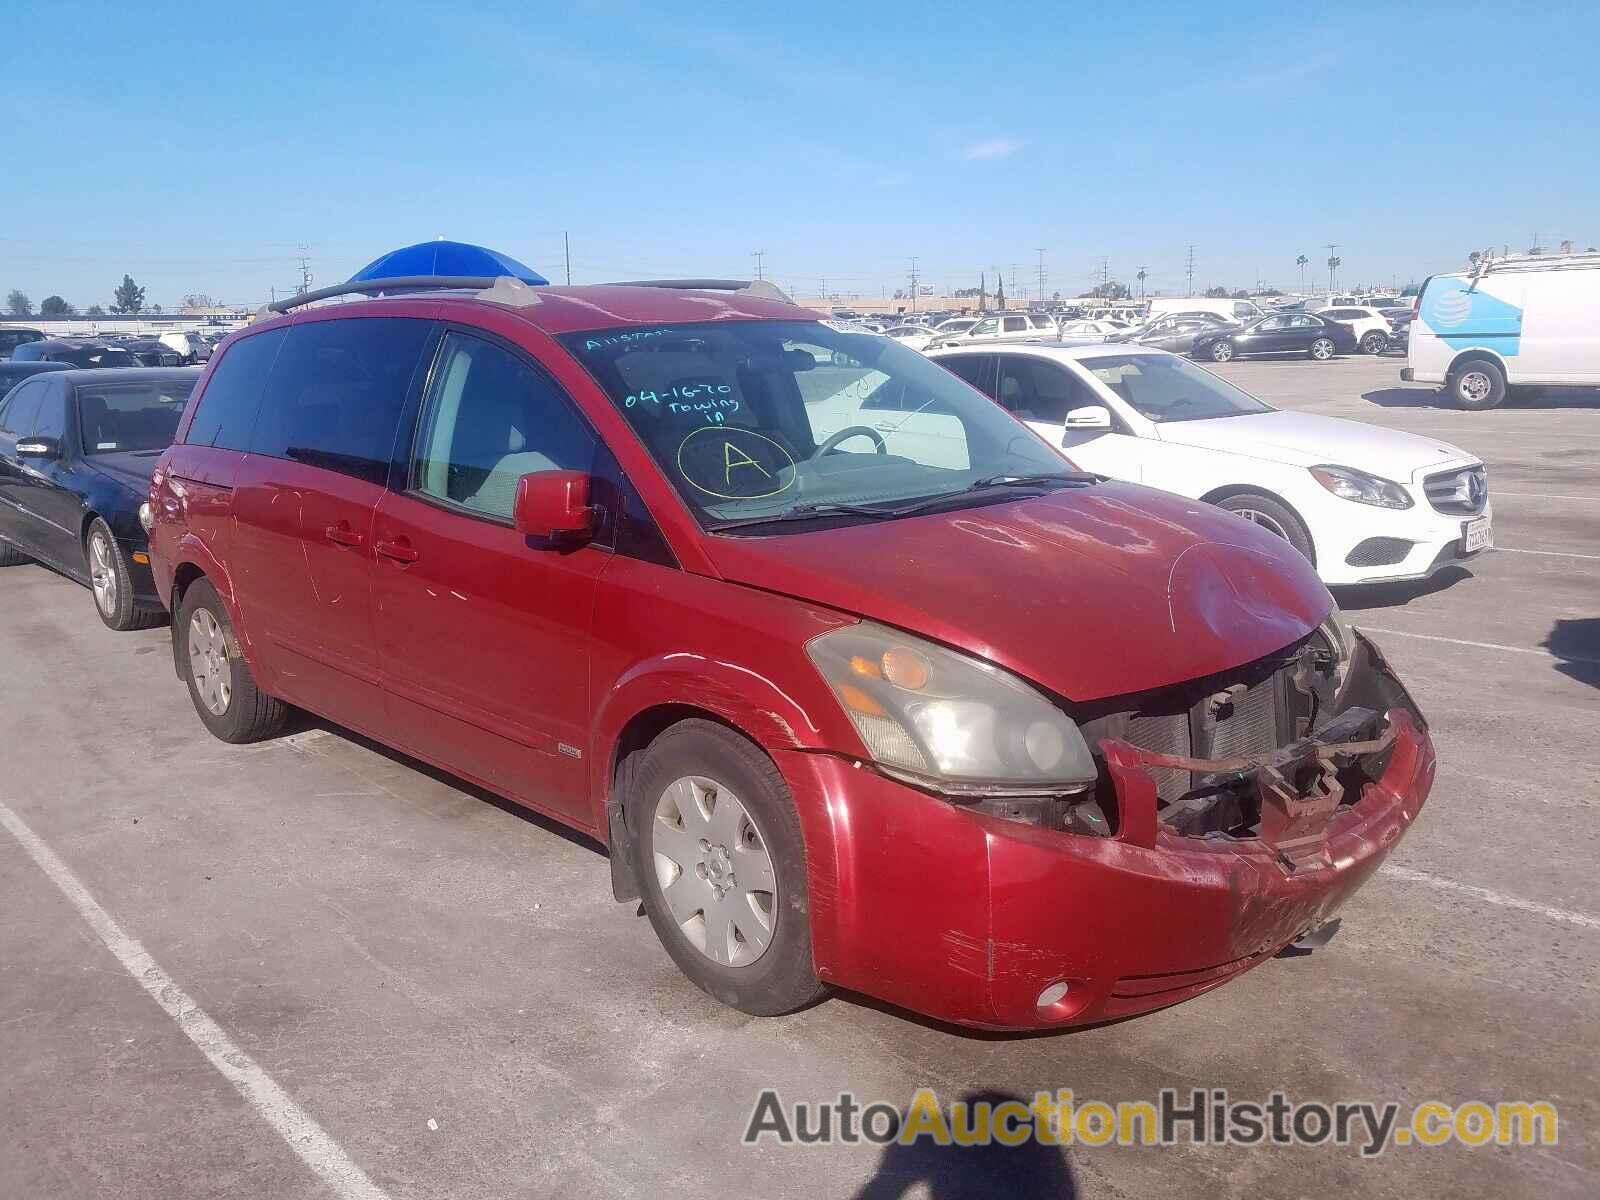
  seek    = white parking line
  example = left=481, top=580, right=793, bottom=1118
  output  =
left=1379, top=864, right=1600, bottom=931
left=1358, top=626, right=1600, bottom=666
left=1492, top=492, right=1600, bottom=501
left=1496, top=546, right=1600, bottom=561
left=0, top=801, right=392, bottom=1200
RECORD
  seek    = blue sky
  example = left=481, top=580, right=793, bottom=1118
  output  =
left=5, top=0, right=1596, bottom=309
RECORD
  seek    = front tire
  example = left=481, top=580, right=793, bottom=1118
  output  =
left=86, top=519, right=162, bottom=631
left=1359, top=330, right=1388, bottom=355
left=1209, top=340, right=1235, bottom=362
left=176, top=579, right=292, bottom=742
left=1450, top=357, right=1506, bottom=410
left=1309, top=337, right=1336, bottom=361
left=630, top=719, right=825, bottom=1017
left=1216, top=492, right=1315, bottom=564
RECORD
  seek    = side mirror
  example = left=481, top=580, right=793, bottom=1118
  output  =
left=1063, top=406, right=1112, bottom=431
left=16, top=436, right=61, bottom=460
left=513, top=470, right=594, bottom=542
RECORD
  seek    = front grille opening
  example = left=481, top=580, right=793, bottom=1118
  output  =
left=1080, top=630, right=1373, bottom=840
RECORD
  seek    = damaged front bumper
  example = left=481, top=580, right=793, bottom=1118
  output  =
left=784, top=631, right=1435, bottom=1030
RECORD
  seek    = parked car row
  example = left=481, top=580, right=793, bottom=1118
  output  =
left=1, top=247, right=1441, bottom=1033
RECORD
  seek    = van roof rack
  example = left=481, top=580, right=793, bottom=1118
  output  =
left=1471, top=249, right=1600, bottom=280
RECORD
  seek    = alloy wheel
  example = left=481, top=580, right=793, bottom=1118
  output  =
left=88, top=531, right=117, bottom=615
left=1230, top=507, right=1291, bottom=541
left=652, top=775, right=778, bottom=968
left=1211, top=342, right=1233, bottom=362
left=188, top=608, right=232, bottom=716
left=1311, top=338, right=1335, bottom=360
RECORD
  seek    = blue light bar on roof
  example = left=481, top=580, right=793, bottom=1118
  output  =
left=349, top=240, right=549, bottom=286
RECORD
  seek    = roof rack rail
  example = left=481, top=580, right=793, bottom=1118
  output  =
left=264, top=276, right=507, bottom=314
left=609, top=278, right=798, bottom=303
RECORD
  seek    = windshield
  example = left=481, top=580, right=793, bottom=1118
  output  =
left=1080, top=354, right=1273, bottom=423
left=562, top=320, right=1068, bottom=529
left=78, top=378, right=196, bottom=453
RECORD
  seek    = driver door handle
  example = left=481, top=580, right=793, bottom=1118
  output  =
left=374, top=536, right=419, bottom=564
left=324, top=522, right=364, bottom=548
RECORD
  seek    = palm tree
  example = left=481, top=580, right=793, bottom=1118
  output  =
left=1295, top=254, right=1309, bottom=291
left=1136, top=267, right=1148, bottom=298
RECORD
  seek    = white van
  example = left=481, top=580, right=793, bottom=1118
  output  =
left=1146, top=296, right=1264, bottom=324
left=1404, top=251, right=1600, bottom=408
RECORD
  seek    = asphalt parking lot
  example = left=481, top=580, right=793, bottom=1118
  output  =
left=2, top=354, right=1596, bottom=1198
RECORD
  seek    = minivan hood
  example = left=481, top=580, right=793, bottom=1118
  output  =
left=1157, top=410, right=1475, bottom=480
left=706, top=482, right=1331, bottom=703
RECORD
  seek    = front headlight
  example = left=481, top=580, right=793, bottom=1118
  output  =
left=137, top=501, right=154, bottom=532
left=806, top=623, right=1096, bottom=796
left=1310, top=464, right=1414, bottom=509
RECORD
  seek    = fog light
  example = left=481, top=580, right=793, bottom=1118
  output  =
left=1036, top=981, right=1072, bottom=1007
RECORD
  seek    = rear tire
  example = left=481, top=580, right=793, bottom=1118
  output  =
left=176, top=579, right=292, bottom=743
left=1209, top=341, right=1235, bottom=362
left=1450, top=357, right=1506, bottom=410
left=1309, top=337, right=1336, bottom=361
left=86, top=519, right=163, bottom=632
left=1359, top=330, right=1388, bottom=355
left=1216, top=491, right=1316, bottom=564
left=629, top=719, right=825, bottom=1017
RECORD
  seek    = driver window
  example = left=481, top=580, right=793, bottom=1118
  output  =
left=1257, top=316, right=1290, bottom=331
left=412, top=333, right=597, bottom=520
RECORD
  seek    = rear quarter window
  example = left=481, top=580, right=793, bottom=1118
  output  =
left=248, top=317, right=434, bottom=485
left=184, top=328, right=287, bottom=450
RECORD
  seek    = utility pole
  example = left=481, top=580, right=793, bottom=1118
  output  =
left=1100, top=257, right=1110, bottom=294
left=564, top=232, right=571, bottom=285
left=1010, top=263, right=1019, bottom=300
left=751, top=250, right=765, bottom=282
left=296, top=244, right=313, bottom=296
left=1035, top=249, right=1047, bottom=307
left=1185, top=245, right=1195, bottom=297
left=1326, top=244, right=1339, bottom=293
left=907, top=257, right=921, bottom=313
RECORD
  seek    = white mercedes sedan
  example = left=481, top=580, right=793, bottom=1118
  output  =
left=922, top=343, right=1491, bottom=586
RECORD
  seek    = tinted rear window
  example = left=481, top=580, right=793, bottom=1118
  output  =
left=185, top=328, right=286, bottom=450
left=248, top=317, right=433, bottom=485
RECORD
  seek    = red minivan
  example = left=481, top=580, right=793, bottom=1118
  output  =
left=146, top=274, right=1435, bottom=1029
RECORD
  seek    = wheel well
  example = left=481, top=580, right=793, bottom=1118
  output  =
left=1199, top=485, right=1317, bottom=567
left=171, top=561, right=206, bottom=606
left=605, top=703, right=756, bottom=903
left=1446, top=348, right=1506, bottom=380
left=79, top=512, right=100, bottom=548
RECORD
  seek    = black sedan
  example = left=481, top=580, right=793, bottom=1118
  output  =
left=0, top=360, right=74, bottom=394
left=12, top=338, right=140, bottom=369
left=1191, top=312, right=1358, bottom=363
left=1107, top=311, right=1236, bottom=355
left=0, top=367, right=200, bottom=629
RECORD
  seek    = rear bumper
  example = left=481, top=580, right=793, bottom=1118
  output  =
left=778, top=706, right=1434, bottom=1030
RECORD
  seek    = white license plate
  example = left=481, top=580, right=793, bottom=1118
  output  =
left=1462, top=516, right=1492, bottom=553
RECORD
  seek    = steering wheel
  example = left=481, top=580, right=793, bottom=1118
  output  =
left=813, top=425, right=888, bottom=458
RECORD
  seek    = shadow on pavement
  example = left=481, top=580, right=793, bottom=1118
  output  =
left=1544, top=618, right=1600, bottom=689
left=1363, top=385, right=1600, bottom=410
left=1333, top=566, right=1473, bottom=611
left=850, top=1090, right=1079, bottom=1200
